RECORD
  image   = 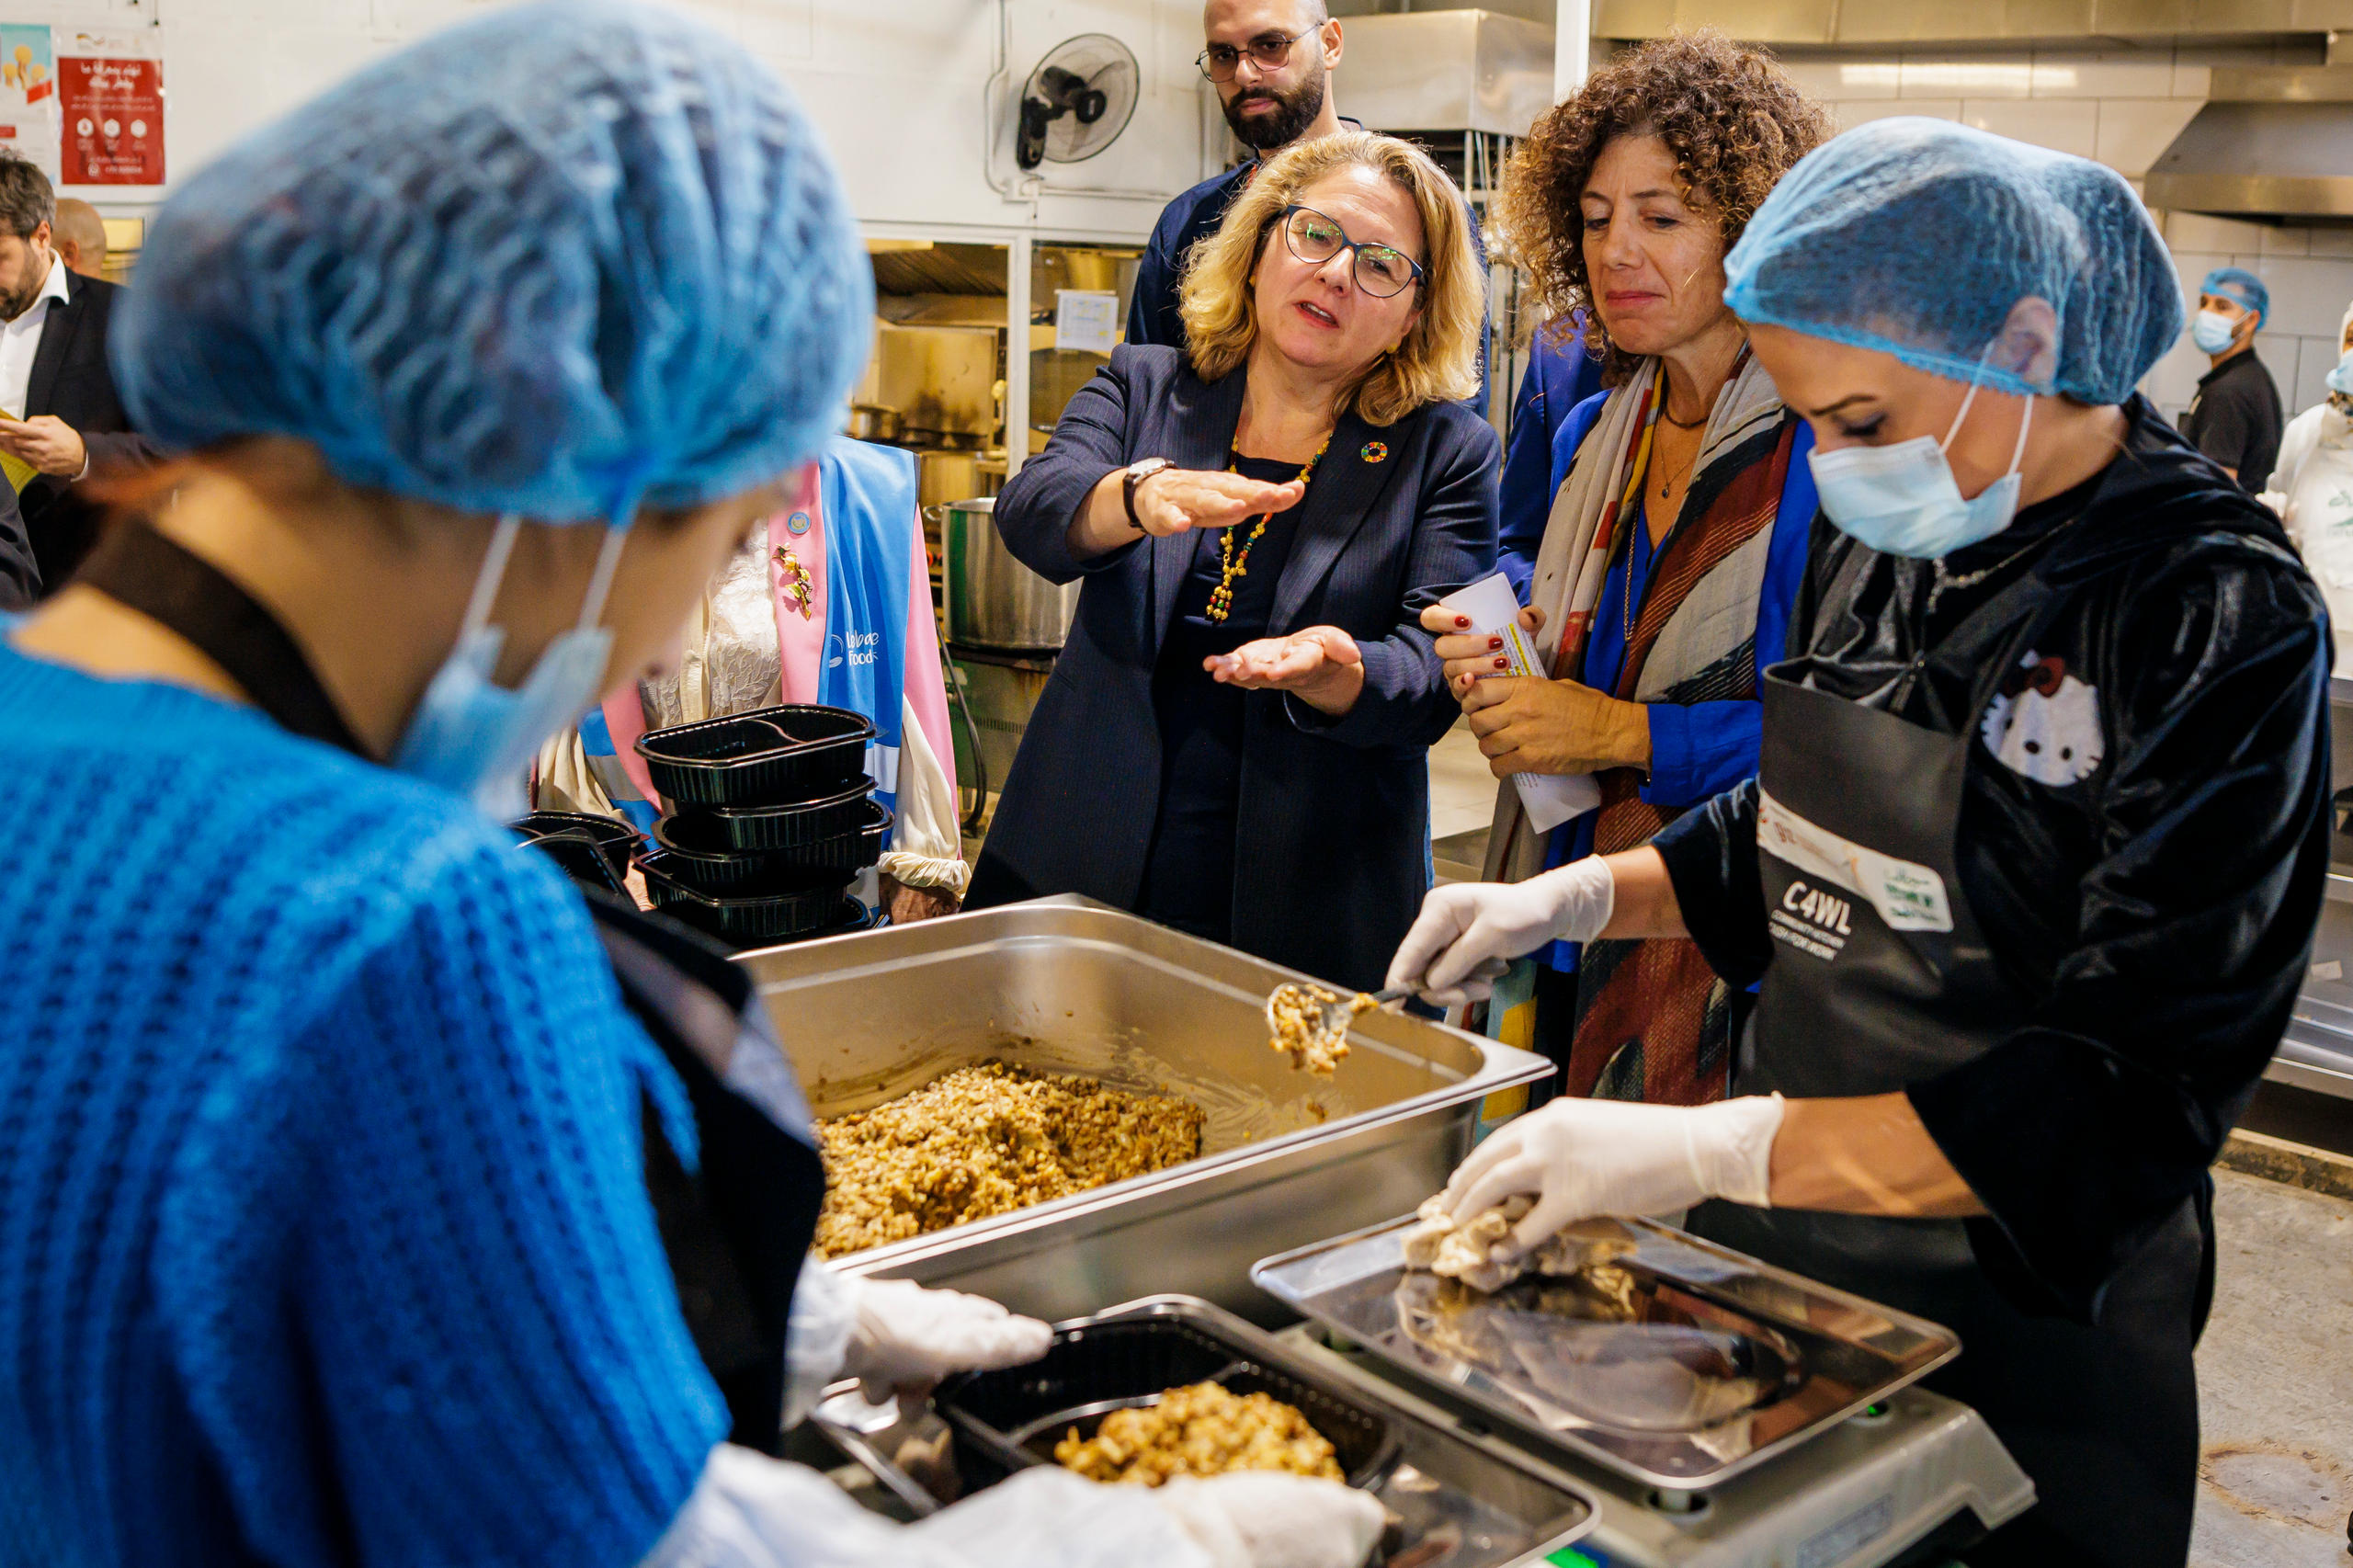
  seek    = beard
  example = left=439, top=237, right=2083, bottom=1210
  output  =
left=1222, top=68, right=1326, bottom=153
left=0, top=271, right=39, bottom=323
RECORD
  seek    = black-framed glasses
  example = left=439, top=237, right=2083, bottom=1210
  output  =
left=1278, top=204, right=1427, bottom=299
left=1197, top=27, right=1317, bottom=83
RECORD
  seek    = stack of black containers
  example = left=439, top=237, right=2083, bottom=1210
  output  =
left=630, top=703, right=893, bottom=949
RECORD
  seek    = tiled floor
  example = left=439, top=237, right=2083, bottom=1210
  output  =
left=2192, top=1169, right=2353, bottom=1564
left=1428, top=719, right=1500, bottom=881
left=1428, top=718, right=1501, bottom=841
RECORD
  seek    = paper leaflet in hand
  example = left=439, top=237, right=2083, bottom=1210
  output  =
left=0, top=408, right=36, bottom=494
left=1436, top=573, right=1600, bottom=835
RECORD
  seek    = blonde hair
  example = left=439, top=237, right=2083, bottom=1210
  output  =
left=1177, top=131, right=1484, bottom=426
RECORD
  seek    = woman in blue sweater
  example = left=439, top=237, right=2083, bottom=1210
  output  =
left=0, top=8, right=1379, bottom=1568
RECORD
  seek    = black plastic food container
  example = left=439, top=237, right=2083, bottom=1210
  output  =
left=635, top=705, right=874, bottom=809
left=639, top=851, right=870, bottom=947
left=675, top=780, right=878, bottom=854
left=935, top=1316, right=1399, bottom=1491
left=511, top=811, right=639, bottom=880
left=653, top=797, right=892, bottom=886
left=513, top=824, right=629, bottom=898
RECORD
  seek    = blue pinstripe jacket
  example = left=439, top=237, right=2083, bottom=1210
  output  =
left=967, top=345, right=1499, bottom=990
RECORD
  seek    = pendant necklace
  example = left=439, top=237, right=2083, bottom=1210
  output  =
left=1925, top=515, right=2075, bottom=620
left=1207, top=434, right=1331, bottom=623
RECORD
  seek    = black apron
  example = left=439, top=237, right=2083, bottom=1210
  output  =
left=81, top=519, right=828, bottom=1454
left=1687, top=555, right=2208, bottom=1566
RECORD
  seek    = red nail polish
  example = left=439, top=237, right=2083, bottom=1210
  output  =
left=1493, top=656, right=1507, bottom=669
left=1487, top=636, right=1502, bottom=651
left=1454, top=616, right=1470, bottom=628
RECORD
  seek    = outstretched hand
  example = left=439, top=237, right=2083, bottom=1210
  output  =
left=1205, top=625, right=1365, bottom=716
left=1134, top=468, right=1307, bottom=538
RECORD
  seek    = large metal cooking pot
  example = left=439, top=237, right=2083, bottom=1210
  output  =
left=938, top=495, right=1079, bottom=651
left=847, top=403, right=902, bottom=442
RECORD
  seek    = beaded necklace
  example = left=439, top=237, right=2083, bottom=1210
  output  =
left=1207, top=435, right=1331, bottom=622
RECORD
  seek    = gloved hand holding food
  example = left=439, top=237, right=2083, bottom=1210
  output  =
left=837, top=1277, right=1053, bottom=1406
left=1384, top=859, right=1617, bottom=1005
left=1442, top=1094, right=1788, bottom=1256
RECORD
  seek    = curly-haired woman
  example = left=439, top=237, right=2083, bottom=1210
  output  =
left=1422, top=32, right=1827, bottom=1104
left=968, top=131, right=1495, bottom=991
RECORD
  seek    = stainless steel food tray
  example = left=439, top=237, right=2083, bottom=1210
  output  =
left=813, top=1296, right=1597, bottom=1567
left=737, top=896, right=1551, bottom=1323
left=1252, top=1214, right=1961, bottom=1493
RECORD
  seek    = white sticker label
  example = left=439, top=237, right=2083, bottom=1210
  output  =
left=1758, top=788, right=1954, bottom=934
left=2313, top=960, right=2344, bottom=983
left=1051, top=289, right=1120, bottom=355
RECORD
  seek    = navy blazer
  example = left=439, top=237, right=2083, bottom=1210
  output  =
left=966, top=345, right=1499, bottom=990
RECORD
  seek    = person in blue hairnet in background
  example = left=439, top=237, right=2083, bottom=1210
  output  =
left=0, top=6, right=1382, bottom=1568
left=2180, top=264, right=2285, bottom=493
left=1386, top=119, right=2331, bottom=1565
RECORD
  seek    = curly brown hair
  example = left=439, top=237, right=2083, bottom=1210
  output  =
left=1497, top=30, right=1828, bottom=387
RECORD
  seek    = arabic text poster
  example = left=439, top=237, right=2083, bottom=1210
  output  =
left=59, top=53, right=161, bottom=185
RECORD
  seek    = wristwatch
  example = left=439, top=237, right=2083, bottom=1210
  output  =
left=1122, top=457, right=1176, bottom=531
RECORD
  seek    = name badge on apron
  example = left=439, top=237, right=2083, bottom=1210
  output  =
left=1758, top=787, right=1954, bottom=937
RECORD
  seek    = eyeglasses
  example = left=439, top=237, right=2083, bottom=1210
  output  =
left=1277, top=204, right=1427, bottom=299
left=1197, top=27, right=1317, bottom=84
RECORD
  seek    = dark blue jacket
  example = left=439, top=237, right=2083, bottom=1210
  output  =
left=1127, top=162, right=1256, bottom=353
left=965, top=345, right=1498, bottom=989
left=1495, top=325, right=1606, bottom=600
left=0, top=483, right=34, bottom=609
left=1125, top=142, right=1492, bottom=408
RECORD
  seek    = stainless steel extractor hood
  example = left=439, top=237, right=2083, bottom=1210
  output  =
left=1595, top=0, right=2353, bottom=46
left=2145, top=67, right=2353, bottom=218
left=1336, top=10, right=1556, bottom=136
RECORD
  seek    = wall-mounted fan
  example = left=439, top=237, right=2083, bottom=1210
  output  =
left=1016, top=34, right=1139, bottom=171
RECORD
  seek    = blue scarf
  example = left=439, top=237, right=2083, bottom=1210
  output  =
left=816, top=436, right=915, bottom=817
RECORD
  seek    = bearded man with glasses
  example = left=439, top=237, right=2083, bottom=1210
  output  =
left=1125, top=1, right=1348, bottom=353
left=1130, top=0, right=1488, bottom=408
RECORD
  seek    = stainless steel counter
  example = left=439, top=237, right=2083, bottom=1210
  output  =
left=2280, top=677, right=2353, bottom=1100
left=737, top=895, right=1551, bottom=1322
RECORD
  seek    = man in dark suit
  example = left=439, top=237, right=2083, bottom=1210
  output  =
left=0, top=153, right=159, bottom=593
left=0, top=474, right=33, bottom=609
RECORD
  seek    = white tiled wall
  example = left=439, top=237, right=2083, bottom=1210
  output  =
left=1774, top=39, right=2348, bottom=426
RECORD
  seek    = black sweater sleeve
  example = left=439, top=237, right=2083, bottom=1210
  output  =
left=1650, top=778, right=1774, bottom=988
left=1907, top=546, right=2333, bottom=1320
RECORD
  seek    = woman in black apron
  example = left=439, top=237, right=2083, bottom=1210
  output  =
left=1388, top=119, right=2334, bottom=1565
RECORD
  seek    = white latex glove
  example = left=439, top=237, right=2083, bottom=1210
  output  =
left=1154, top=1472, right=1386, bottom=1568
left=1445, top=1094, right=1787, bottom=1254
left=1384, top=859, right=1617, bottom=1005
left=837, top=1277, right=1052, bottom=1407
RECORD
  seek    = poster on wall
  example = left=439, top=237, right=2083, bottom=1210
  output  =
left=58, top=34, right=160, bottom=187
left=0, top=25, right=60, bottom=183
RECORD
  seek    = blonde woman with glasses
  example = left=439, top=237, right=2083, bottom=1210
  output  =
left=967, top=131, right=1493, bottom=991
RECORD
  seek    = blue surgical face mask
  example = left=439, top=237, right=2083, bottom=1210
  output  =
left=1806, top=362, right=2034, bottom=560
left=2327, top=347, right=2353, bottom=398
left=391, top=514, right=623, bottom=819
left=2191, top=309, right=2239, bottom=355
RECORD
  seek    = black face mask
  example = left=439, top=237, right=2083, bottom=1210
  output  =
left=1222, top=67, right=1326, bottom=152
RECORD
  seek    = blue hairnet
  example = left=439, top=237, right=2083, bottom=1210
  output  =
left=1722, top=118, right=2178, bottom=404
left=2200, top=266, right=2268, bottom=324
left=112, top=0, right=871, bottom=525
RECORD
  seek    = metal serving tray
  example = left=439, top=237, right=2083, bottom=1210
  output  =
left=813, top=1296, right=1597, bottom=1567
left=1252, top=1214, right=1961, bottom=1494
left=736, top=896, right=1550, bottom=1323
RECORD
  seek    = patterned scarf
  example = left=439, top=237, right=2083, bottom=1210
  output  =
left=1483, top=351, right=1794, bottom=1104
